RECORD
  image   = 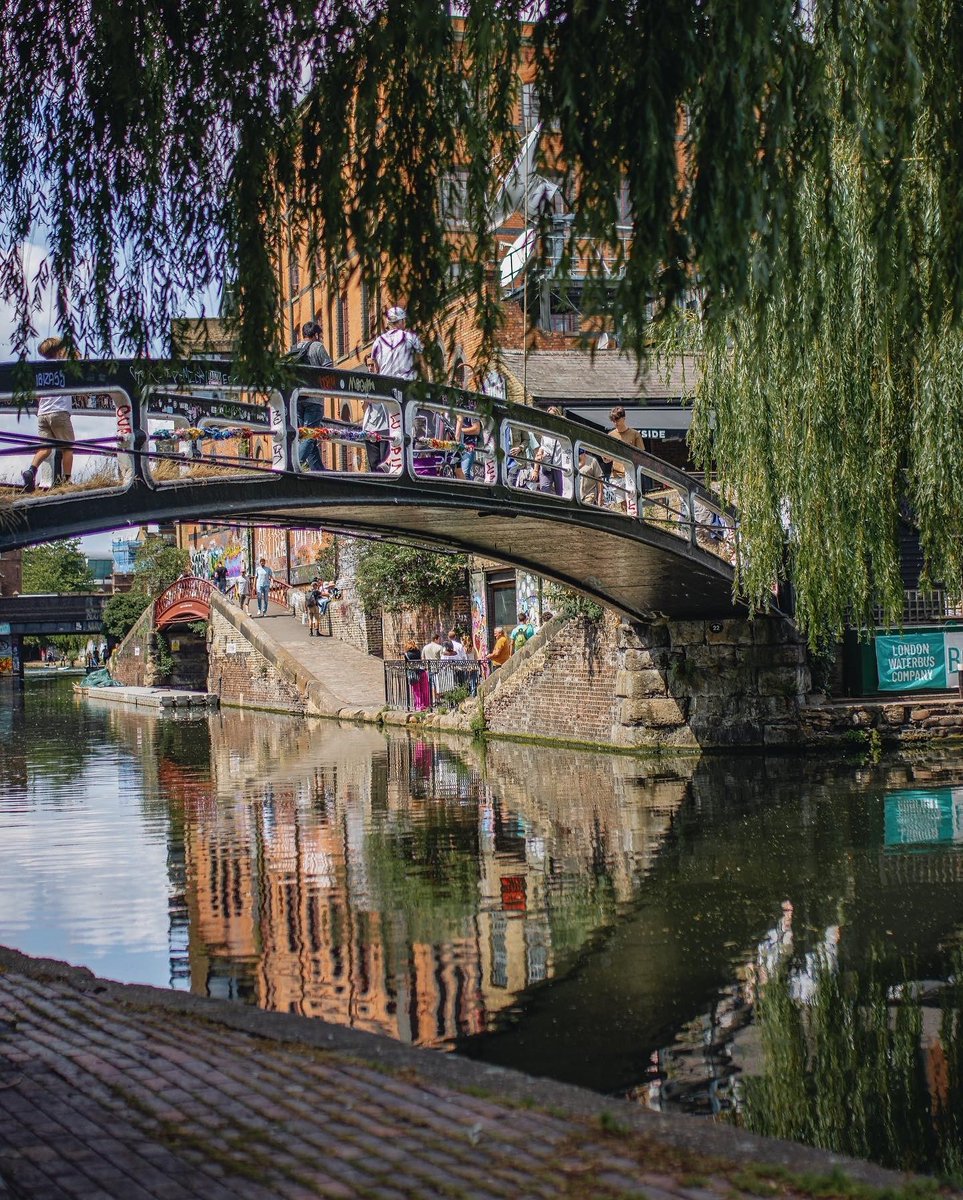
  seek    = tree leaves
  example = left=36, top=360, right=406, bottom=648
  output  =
left=4, top=3, right=963, bottom=634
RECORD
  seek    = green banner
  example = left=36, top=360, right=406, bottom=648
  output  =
left=875, top=632, right=947, bottom=691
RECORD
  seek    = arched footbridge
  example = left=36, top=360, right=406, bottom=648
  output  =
left=0, top=359, right=744, bottom=621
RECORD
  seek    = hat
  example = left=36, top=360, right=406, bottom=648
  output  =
left=385, top=306, right=407, bottom=324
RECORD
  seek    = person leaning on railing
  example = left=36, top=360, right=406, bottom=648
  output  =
left=604, top=405, right=644, bottom=510
left=403, top=641, right=430, bottom=711
left=482, top=626, right=511, bottom=672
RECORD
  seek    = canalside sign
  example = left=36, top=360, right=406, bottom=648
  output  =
left=875, top=631, right=963, bottom=691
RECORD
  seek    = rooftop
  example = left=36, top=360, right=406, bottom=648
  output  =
left=499, top=350, right=701, bottom=403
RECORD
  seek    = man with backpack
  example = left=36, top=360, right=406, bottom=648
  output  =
left=290, top=321, right=333, bottom=368
left=510, top=611, right=535, bottom=654
left=290, top=323, right=334, bottom=472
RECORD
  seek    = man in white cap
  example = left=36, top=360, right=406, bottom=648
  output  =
left=370, top=306, right=423, bottom=381
left=365, top=306, right=423, bottom=472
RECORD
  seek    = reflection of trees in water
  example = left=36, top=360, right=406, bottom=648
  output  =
left=365, top=799, right=481, bottom=947
left=742, top=950, right=963, bottom=1182
left=0, top=678, right=98, bottom=795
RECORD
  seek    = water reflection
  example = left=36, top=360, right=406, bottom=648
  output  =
left=739, top=950, right=963, bottom=1181
left=176, top=709, right=686, bottom=1045
left=5, top=678, right=963, bottom=1180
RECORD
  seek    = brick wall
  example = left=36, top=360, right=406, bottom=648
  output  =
left=208, top=603, right=309, bottom=714
left=329, top=600, right=383, bottom=657
left=0, top=551, right=22, bottom=597
left=381, top=596, right=472, bottom=659
left=481, top=613, right=621, bottom=744
left=110, top=604, right=156, bottom=686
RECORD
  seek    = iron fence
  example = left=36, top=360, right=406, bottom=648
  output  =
left=384, top=659, right=485, bottom=711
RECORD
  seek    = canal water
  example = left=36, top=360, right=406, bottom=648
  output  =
left=3, top=676, right=963, bottom=1178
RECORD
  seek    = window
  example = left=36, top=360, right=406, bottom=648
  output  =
left=361, top=280, right=379, bottom=343
left=521, top=82, right=539, bottom=132
left=287, top=251, right=300, bottom=296
left=617, top=177, right=633, bottom=225
left=361, top=281, right=371, bottom=342
left=336, top=291, right=348, bottom=358
left=440, top=169, right=469, bottom=227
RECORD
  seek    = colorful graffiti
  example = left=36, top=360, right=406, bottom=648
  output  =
left=469, top=570, right=488, bottom=656
left=515, top=571, right=542, bottom=627
left=186, top=526, right=248, bottom=579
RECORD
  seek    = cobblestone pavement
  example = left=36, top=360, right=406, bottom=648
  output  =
left=0, top=955, right=942, bottom=1199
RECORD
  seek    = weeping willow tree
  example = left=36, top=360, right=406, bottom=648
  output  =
left=4, top=1, right=963, bottom=635
left=688, top=21, right=963, bottom=640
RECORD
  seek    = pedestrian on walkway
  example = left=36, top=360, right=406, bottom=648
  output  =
left=255, top=558, right=274, bottom=616
left=22, top=337, right=74, bottom=492
left=510, top=611, right=535, bottom=654
left=236, top=569, right=251, bottom=612
left=213, top=562, right=228, bottom=593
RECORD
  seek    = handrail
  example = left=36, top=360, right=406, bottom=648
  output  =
left=154, top=575, right=214, bottom=624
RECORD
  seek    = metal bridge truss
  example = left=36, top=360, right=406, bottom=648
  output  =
left=0, top=359, right=743, bottom=621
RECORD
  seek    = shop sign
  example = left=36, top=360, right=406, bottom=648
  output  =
left=875, top=631, right=963, bottom=691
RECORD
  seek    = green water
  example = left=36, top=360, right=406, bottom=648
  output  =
left=3, top=675, right=963, bottom=1177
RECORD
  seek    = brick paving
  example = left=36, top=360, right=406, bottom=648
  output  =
left=0, top=953, right=942, bottom=1199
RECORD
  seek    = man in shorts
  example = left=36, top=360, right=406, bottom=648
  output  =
left=22, top=337, right=74, bottom=492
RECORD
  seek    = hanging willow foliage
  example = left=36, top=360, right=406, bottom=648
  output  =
left=3, top=1, right=963, bottom=635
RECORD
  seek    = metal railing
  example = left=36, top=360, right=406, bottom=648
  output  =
left=0, top=358, right=739, bottom=574
left=154, top=575, right=214, bottom=625
left=871, top=590, right=963, bottom=626
left=384, top=659, right=484, bottom=711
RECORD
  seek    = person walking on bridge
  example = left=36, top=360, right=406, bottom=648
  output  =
left=290, top=321, right=333, bottom=368
left=254, top=558, right=274, bottom=617
left=22, top=337, right=74, bottom=492
left=370, top=307, right=422, bottom=381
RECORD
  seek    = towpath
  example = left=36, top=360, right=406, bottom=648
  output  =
left=246, top=600, right=385, bottom=710
left=0, top=947, right=937, bottom=1200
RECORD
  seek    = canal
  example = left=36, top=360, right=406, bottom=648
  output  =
left=3, top=676, right=963, bottom=1179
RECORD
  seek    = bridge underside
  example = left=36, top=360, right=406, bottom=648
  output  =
left=253, top=503, right=740, bottom=620
left=157, top=601, right=210, bottom=628
left=0, top=477, right=743, bottom=621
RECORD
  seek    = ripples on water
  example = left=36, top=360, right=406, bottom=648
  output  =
left=3, top=677, right=963, bottom=1178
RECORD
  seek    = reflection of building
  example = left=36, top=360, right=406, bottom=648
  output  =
left=171, top=715, right=686, bottom=1050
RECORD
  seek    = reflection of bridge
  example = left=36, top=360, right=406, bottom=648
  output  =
left=0, top=359, right=743, bottom=620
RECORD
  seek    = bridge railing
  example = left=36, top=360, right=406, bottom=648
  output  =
left=0, top=359, right=738, bottom=572
left=154, top=576, right=215, bottom=625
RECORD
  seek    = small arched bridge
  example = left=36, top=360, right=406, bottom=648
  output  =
left=0, top=359, right=744, bottom=621
left=154, top=575, right=294, bottom=628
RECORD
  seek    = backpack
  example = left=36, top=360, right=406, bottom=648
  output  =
left=512, top=626, right=529, bottom=653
